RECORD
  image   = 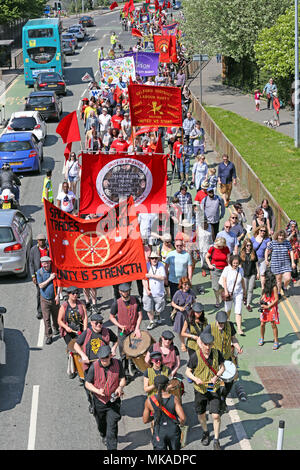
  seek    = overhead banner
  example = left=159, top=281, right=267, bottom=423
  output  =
left=79, top=152, right=168, bottom=215
left=128, top=83, right=182, bottom=127
left=161, top=23, right=178, bottom=36
left=124, top=51, right=160, bottom=77
left=44, top=198, right=147, bottom=288
left=99, top=56, right=136, bottom=84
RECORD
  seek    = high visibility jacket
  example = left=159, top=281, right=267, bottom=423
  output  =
left=41, top=176, right=53, bottom=203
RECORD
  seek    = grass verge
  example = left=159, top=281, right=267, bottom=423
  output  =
left=204, top=106, right=300, bottom=222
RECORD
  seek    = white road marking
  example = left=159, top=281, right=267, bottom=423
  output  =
left=27, top=385, right=40, bottom=450
left=227, top=398, right=252, bottom=450
left=37, top=321, right=45, bottom=349
left=80, top=88, right=87, bottom=98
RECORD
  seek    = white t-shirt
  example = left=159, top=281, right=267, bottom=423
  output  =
left=57, top=190, right=76, bottom=213
left=145, top=261, right=166, bottom=297
left=219, top=266, right=244, bottom=294
left=99, top=113, right=111, bottom=132
left=66, top=160, right=79, bottom=178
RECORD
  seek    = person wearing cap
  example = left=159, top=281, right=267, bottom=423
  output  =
left=85, top=345, right=126, bottom=449
left=185, top=326, right=225, bottom=450
left=145, top=330, right=180, bottom=378
left=142, top=251, right=166, bottom=330
left=143, top=374, right=186, bottom=450
left=200, top=187, right=225, bottom=242
left=194, top=180, right=209, bottom=204
left=29, top=234, right=49, bottom=320
left=57, top=287, right=88, bottom=346
left=144, top=351, right=171, bottom=397
left=109, top=283, right=142, bottom=380
left=181, top=302, right=208, bottom=358
left=36, top=256, right=60, bottom=345
left=211, top=310, right=243, bottom=411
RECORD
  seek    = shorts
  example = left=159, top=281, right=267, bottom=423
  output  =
left=143, top=294, right=165, bottom=314
left=194, top=389, right=221, bottom=415
left=224, top=292, right=243, bottom=315
left=68, top=175, right=77, bottom=182
left=219, top=182, right=232, bottom=197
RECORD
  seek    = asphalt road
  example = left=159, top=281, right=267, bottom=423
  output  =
left=0, top=10, right=249, bottom=452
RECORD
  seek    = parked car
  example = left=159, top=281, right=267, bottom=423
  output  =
left=72, top=23, right=87, bottom=36
left=62, top=39, right=75, bottom=56
left=24, top=91, right=63, bottom=122
left=79, top=16, right=95, bottom=27
left=5, top=111, right=47, bottom=143
left=34, top=72, right=67, bottom=96
left=0, top=209, right=32, bottom=278
left=0, top=132, right=43, bottom=174
left=62, top=32, right=78, bottom=49
left=68, top=26, right=84, bottom=41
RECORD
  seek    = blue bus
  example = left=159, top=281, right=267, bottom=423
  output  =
left=22, top=18, right=63, bottom=86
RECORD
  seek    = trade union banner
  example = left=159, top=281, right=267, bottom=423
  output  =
left=79, top=152, right=168, bottom=215
left=153, top=35, right=178, bottom=63
left=161, top=23, right=178, bottom=36
left=128, top=83, right=182, bottom=127
left=44, top=198, right=147, bottom=288
left=124, top=51, right=160, bottom=77
left=99, top=56, right=136, bottom=84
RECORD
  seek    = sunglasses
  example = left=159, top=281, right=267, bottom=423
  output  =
left=231, top=217, right=237, bottom=219
left=176, top=244, right=183, bottom=247
left=152, top=358, right=162, bottom=362
left=259, top=230, right=266, bottom=232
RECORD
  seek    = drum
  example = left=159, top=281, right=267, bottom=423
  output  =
left=220, top=360, right=237, bottom=383
left=123, top=330, right=155, bottom=372
left=67, top=339, right=84, bottom=380
left=168, top=378, right=184, bottom=402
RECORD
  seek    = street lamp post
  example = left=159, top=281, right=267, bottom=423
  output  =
left=295, top=0, right=299, bottom=147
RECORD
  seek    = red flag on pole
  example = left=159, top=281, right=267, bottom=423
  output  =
left=110, top=1, right=118, bottom=9
left=56, top=111, right=81, bottom=144
left=128, top=0, right=135, bottom=12
left=131, top=28, right=143, bottom=38
left=155, top=134, right=163, bottom=154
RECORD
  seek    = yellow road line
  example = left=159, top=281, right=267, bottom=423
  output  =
left=282, top=296, right=300, bottom=328
left=279, top=300, right=300, bottom=339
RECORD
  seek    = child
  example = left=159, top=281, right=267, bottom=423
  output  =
left=272, top=92, right=280, bottom=126
left=206, top=168, right=218, bottom=194
left=254, top=89, right=262, bottom=111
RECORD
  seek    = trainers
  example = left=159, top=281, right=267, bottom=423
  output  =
left=147, top=321, right=155, bottom=330
left=45, top=337, right=52, bottom=345
left=213, top=439, right=221, bottom=450
left=201, top=431, right=210, bottom=446
left=53, top=328, right=59, bottom=336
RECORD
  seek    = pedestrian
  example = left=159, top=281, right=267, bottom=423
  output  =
left=36, top=256, right=60, bottom=345
left=145, top=330, right=180, bottom=378
left=173, top=184, right=193, bottom=223
left=185, top=326, right=225, bottom=450
left=228, top=212, right=246, bottom=246
left=83, top=288, right=98, bottom=314
left=252, top=208, right=271, bottom=234
left=171, top=277, right=196, bottom=352
left=254, top=199, right=276, bottom=235
left=197, top=219, right=213, bottom=277
left=216, top=221, right=239, bottom=254
left=259, top=271, right=280, bottom=349
left=205, top=237, right=230, bottom=308
left=56, top=181, right=76, bottom=214
left=110, top=31, right=118, bottom=50
left=57, top=286, right=88, bottom=345
left=272, top=91, right=280, bottom=126
left=182, top=111, right=196, bottom=143
left=251, top=225, right=271, bottom=290
left=85, top=345, right=126, bottom=450
left=190, top=120, right=205, bottom=157
left=206, top=168, right=218, bottom=194
left=64, top=152, right=80, bottom=195
left=240, top=239, right=258, bottom=312
left=219, top=254, right=246, bottom=335
left=99, top=107, right=112, bottom=140
left=143, top=374, right=186, bottom=451
left=142, top=251, right=166, bottom=330
left=254, top=89, right=262, bottom=111
left=165, top=239, right=193, bottom=299
left=191, top=154, right=208, bottom=191
left=29, top=233, right=49, bottom=320
left=286, top=220, right=300, bottom=282
left=201, top=187, right=225, bottom=241
left=181, top=302, right=208, bottom=358
left=143, top=351, right=171, bottom=397
left=87, top=128, right=103, bottom=152
left=41, top=169, right=53, bottom=203
left=217, top=153, right=237, bottom=208
left=263, top=78, right=277, bottom=110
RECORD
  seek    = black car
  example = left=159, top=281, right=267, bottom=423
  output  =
left=34, top=72, right=67, bottom=96
left=24, top=91, right=63, bottom=122
left=79, top=16, right=95, bottom=27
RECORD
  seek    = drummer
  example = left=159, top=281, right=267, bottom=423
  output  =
left=181, top=302, right=208, bottom=358
left=109, top=283, right=143, bottom=382
left=57, top=286, right=88, bottom=345
left=145, top=330, right=180, bottom=378
left=185, top=326, right=225, bottom=450
left=85, top=345, right=126, bottom=450
left=144, top=351, right=171, bottom=397
left=210, top=310, right=243, bottom=412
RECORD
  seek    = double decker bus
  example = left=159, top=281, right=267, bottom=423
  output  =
left=22, top=18, right=63, bottom=86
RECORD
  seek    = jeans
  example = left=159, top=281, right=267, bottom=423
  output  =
left=244, top=274, right=256, bottom=305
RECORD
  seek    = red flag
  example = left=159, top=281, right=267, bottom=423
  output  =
left=155, top=134, right=163, bottom=154
left=123, top=1, right=129, bottom=16
left=110, top=1, right=118, bottom=9
left=56, top=111, right=81, bottom=143
left=128, top=0, right=135, bottom=13
left=167, top=1, right=171, bottom=8
left=44, top=197, right=147, bottom=289
left=64, top=142, right=72, bottom=162
left=113, top=85, right=123, bottom=103
left=153, top=35, right=171, bottom=63
left=131, top=28, right=143, bottom=38
left=79, top=152, right=167, bottom=214
left=154, top=0, right=159, bottom=10
left=170, top=35, right=178, bottom=63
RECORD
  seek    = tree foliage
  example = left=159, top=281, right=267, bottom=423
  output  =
left=181, top=0, right=293, bottom=61
left=0, top=0, right=47, bottom=24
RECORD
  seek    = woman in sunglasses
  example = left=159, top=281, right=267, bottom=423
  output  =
left=58, top=286, right=88, bottom=346
left=251, top=225, right=271, bottom=290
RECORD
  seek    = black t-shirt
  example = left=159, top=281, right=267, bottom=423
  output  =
left=187, top=349, right=225, bottom=372
left=86, top=359, right=125, bottom=383
left=76, top=326, right=118, bottom=361
left=110, top=296, right=141, bottom=316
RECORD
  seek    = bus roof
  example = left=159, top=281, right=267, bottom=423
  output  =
left=24, top=18, right=60, bottom=28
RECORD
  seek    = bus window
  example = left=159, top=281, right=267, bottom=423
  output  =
left=28, top=28, right=53, bottom=38
left=28, top=46, right=56, bottom=64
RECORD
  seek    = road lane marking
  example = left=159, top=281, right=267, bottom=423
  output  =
left=27, top=385, right=40, bottom=450
left=37, top=320, right=45, bottom=349
left=227, top=398, right=252, bottom=450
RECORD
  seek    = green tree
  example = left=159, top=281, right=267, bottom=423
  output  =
left=0, top=0, right=47, bottom=24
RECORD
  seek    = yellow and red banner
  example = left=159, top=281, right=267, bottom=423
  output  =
left=153, top=35, right=178, bottom=63
left=128, top=83, right=182, bottom=127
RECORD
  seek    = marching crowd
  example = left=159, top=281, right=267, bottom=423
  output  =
left=32, top=5, right=300, bottom=452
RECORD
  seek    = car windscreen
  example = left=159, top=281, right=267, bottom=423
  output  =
left=69, top=28, right=80, bottom=33
left=28, top=96, right=53, bottom=106
left=10, top=117, right=36, bottom=131
left=39, top=73, right=60, bottom=82
left=0, top=141, right=33, bottom=152
left=0, top=227, right=15, bottom=244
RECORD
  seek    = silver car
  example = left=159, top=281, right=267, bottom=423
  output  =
left=0, top=210, right=32, bottom=278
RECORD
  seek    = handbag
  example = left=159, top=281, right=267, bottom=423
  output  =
left=221, top=268, right=239, bottom=302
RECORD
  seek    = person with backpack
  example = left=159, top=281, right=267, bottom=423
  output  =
left=200, top=187, right=225, bottom=241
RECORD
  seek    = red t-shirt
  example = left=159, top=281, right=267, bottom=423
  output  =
left=173, top=140, right=182, bottom=159
left=194, top=189, right=207, bottom=203
left=110, top=139, right=129, bottom=153
left=208, top=246, right=230, bottom=270
left=111, top=114, right=123, bottom=130
left=39, top=247, right=48, bottom=266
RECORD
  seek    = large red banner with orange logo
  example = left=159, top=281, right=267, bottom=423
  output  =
left=128, top=84, right=182, bottom=127
left=44, top=198, right=147, bottom=288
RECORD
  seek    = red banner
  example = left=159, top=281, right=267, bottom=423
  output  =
left=44, top=198, right=147, bottom=288
left=128, top=83, right=182, bottom=127
left=79, top=152, right=167, bottom=215
left=153, top=35, right=177, bottom=63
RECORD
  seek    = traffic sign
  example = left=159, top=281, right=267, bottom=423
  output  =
left=193, top=54, right=209, bottom=62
